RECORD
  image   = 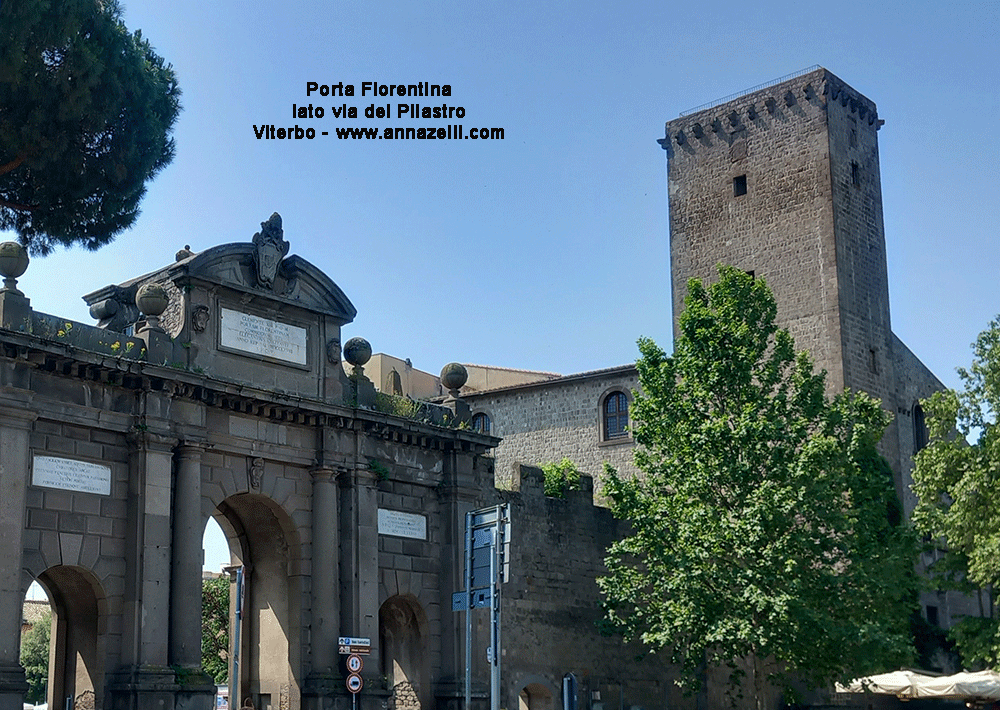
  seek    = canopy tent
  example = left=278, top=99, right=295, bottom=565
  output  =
left=837, top=670, right=1000, bottom=701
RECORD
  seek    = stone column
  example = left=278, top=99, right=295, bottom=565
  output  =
left=310, top=465, right=341, bottom=674
left=339, top=461, right=381, bottom=680
left=0, top=395, right=37, bottom=705
left=170, top=443, right=206, bottom=667
left=110, top=417, right=183, bottom=708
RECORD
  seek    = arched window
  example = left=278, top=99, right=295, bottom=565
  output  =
left=603, top=391, right=629, bottom=440
left=471, top=412, right=491, bottom=435
left=385, top=369, right=403, bottom=396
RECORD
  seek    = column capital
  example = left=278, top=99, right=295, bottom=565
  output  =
left=127, top=428, right=178, bottom=452
left=310, top=464, right=343, bottom=483
left=339, top=461, right=378, bottom=488
left=174, top=440, right=208, bottom=457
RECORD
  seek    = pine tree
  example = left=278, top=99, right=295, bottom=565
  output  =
left=0, top=0, right=180, bottom=254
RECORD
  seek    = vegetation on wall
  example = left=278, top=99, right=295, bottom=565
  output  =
left=598, top=267, right=917, bottom=708
left=541, top=457, right=580, bottom=498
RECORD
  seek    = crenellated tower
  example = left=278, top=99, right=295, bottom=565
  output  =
left=662, top=66, right=902, bottom=469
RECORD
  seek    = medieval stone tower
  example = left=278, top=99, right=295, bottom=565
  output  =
left=661, top=67, right=943, bottom=521
left=664, top=66, right=891, bottom=400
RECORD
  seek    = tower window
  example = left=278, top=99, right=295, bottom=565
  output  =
left=733, top=174, right=747, bottom=196
left=914, top=403, right=928, bottom=453
left=851, top=162, right=860, bottom=187
left=849, top=128, right=857, bottom=147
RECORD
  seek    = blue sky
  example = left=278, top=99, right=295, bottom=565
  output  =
left=8, top=0, right=996, bottom=389
left=9, top=0, right=999, bottom=572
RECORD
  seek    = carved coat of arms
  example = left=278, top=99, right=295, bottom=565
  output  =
left=252, top=213, right=290, bottom=289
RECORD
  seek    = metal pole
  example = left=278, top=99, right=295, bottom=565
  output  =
left=465, top=511, right=473, bottom=710
left=232, top=566, right=244, bottom=710
left=490, top=526, right=499, bottom=710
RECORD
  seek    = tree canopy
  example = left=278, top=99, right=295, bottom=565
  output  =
left=598, top=266, right=916, bottom=707
left=202, top=575, right=229, bottom=684
left=0, top=0, right=180, bottom=254
left=912, top=316, right=1000, bottom=667
left=20, top=609, right=51, bottom=705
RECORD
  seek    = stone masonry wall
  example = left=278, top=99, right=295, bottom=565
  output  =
left=19, top=365, right=135, bottom=682
left=464, top=368, right=639, bottom=501
left=495, top=464, right=692, bottom=710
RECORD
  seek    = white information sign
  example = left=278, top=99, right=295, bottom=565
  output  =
left=378, top=509, right=427, bottom=540
left=219, top=308, right=307, bottom=365
left=32, top=455, right=111, bottom=496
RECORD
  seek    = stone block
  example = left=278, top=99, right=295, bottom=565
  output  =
left=38, top=530, right=60, bottom=566
left=102, top=497, right=126, bottom=519
left=60, top=512, right=87, bottom=534
left=87, top=514, right=114, bottom=536
left=45, top=435, right=75, bottom=454
left=28, top=508, right=58, bottom=531
left=74, top=494, right=102, bottom=516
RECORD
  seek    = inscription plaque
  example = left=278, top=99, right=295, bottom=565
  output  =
left=32, top=455, right=111, bottom=496
left=220, top=307, right=307, bottom=365
left=378, top=509, right=427, bottom=540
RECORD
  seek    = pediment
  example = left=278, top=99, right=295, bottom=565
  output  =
left=168, top=243, right=357, bottom=324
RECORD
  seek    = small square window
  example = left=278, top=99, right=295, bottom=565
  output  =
left=733, top=175, right=747, bottom=196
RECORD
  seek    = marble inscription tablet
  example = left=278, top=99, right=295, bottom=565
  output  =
left=220, top=307, right=307, bottom=365
left=378, top=509, right=427, bottom=540
left=33, top=455, right=112, bottom=496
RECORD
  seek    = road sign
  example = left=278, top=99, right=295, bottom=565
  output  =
left=452, top=588, right=492, bottom=611
left=337, top=636, right=372, bottom=646
left=347, top=674, right=363, bottom=694
left=457, top=503, right=511, bottom=710
left=338, top=636, right=371, bottom=655
left=347, top=654, right=363, bottom=673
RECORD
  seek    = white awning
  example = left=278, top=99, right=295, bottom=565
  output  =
left=837, top=669, right=1000, bottom=700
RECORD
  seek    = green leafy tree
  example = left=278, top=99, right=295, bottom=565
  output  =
left=598, top=266, right=916, bottom=708
left=202, top=576, right=229, bottom=684
left=0, top=0, right=181, bottom=254
left=20, top=609, right=51, bottom=705
left=912, top=316, right=1000, bottom=667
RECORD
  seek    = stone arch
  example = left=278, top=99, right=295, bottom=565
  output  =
left=379, top=594, right=429, bottom=710
left=213, top=492, right=302, bottom=710
left=518, top=680, right=555, bottom=710
left=35, top=565, right=107, bottom=710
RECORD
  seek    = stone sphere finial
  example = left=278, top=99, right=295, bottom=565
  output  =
left=136, top=283, right=169, bottom=317
left=343, top=337, right=372, bottom=368
left=440, top=362, right=468, bottom=392
left=135, top=282, right=169, bottom=333
left=0, top=241, right=29, bottom=294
